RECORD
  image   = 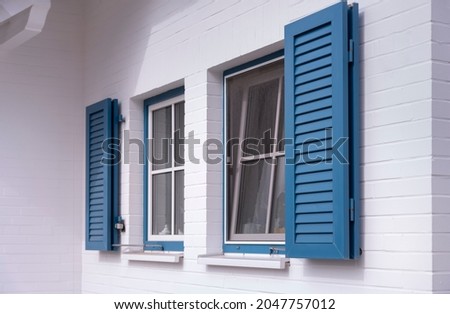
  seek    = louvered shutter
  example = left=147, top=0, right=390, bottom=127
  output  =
left=285, top=1, right=360, bottom=259
left=85, top=98, right=119, bottom=251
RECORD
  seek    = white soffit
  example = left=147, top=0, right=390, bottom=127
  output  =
left=0, top=0, right=51, bottom=50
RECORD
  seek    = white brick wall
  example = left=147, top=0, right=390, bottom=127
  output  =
left=79, top=0, right=437, bottom=293
left=0, top=0, right=84, bottom=293
left=431, top=0, right=450, bottom=294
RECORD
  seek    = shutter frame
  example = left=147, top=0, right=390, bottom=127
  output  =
left=285, top=1, right=359, bottom=259
left=85, top=98, right=119, bottom=251
left=348, top=3, right=361, bottom=259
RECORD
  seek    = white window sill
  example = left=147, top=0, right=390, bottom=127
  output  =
left=122, top=251, right=183, bottom=263
left=197, top=254, right=289, bottom=270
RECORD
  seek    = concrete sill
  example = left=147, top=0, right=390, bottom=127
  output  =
left=197, top=254, right=289, bottom=270
left=123, top=252, right=183, bottom=263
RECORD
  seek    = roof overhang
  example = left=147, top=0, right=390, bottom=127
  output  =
left=0, top=0, right=51, bottom=50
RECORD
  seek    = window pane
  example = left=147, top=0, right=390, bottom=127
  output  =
left=174, top=101, right=185, bottom=166
left=236, top=160, right=271, bottom=234
left=152, top=106, right=172, bottom=170
left=244, top=79, right=279, bottom=156
left=174, top=171, right=184, bottom=235
left=270, top=156, right=285, bottom=233
left=152, top=173, right=172, bottom=235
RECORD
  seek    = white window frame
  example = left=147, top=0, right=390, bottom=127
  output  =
left=224, top=56, right=285, bottom=245
left=147, top=94, right=184, bottom=242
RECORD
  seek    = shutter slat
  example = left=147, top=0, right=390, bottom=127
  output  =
left=89, top=229, right=104, bottom=236
left=296, top=202, right=333, bottom=214
left=89, top=217, right=103, bottom=224
left=295, top=75, right=332, bottom=95
left=90, top=136, right=104, bottom=145
left=294, top=34, right=331, bottom=56
left=295, top=86, right=332, bottom=104
left=295, top=170, right=332, bottom=183
left=296, top=233, right=333, bottom=243
left=296, top=181, right=333, bottom=194
left=90, top=130, right=103, bottom=139
left=297, top=139, right=332, bottom=153
left=90, top=148, right=103, bottom=157
left=295, top=107, right=332, bottom=125
left=295, top=191, right=333, bottom=204
left=285, top=1, right=356, bottom=259
left=294, top=97, right=332, bottom=115
left=295, top=161, right=332, bottom=174
left=294, top=23, right=331, bottom=46
left=90, top=155, right=103, bottom=163
left=295, top=55, right=332, bottom=74
left=296, top=212, right=333, bottom=223
left=90, top=167, right=103, bottom=175
left=90, top=117, right=104, bottom=127
left=297, top=147, right=331, bottom=159
left=296, top=222, right=333, bottom=234
left=295, top=45, right=332, bottom=66
left=90, top=198, right=104, bottom=205
left=90, top=192, right=104, bottom=200
left=89, top=111, right=104, bottom=121
left=294, top=117, right=332, bottom=134
left=90, top=186, right=104, bottom=194
left=295, top=129, right=330, bottom=144
left=90, top=123, right=104, bottom=133
left=295, top=66, right=332, bottom=86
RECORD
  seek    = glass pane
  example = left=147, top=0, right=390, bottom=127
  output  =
left=277, top=81, right=285, bottom=152
left=244, top=79, right=279, bottom=156
left=152, top=173, right=172, bottom=235
left=236, top=160, right=271, bottom=234
left=174, top=101, right=185, bottom=166
left=174, top=171, right=184, bottom=235
left=152, top=106, right=172, bottom=170
left=270, top=157, right=285, bottom=233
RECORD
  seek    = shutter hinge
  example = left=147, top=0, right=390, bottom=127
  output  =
left=115, top=216, right=125, bottom=232
left=349, top=198, right=355, bottom=222
left=348, top=39, right=354, bottom=63
left=118, top=114, right=125, bottom=123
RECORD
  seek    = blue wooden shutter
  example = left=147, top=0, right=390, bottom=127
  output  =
left=285, top=1, right=360, bottom=259
left=85, top=98, right=120, bottom=251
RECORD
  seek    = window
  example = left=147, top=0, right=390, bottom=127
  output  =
left=144, top=87, right=185, bottom=251
left=223, top=1, right=360, bottom=259
left=226, top=58, right=285, bottom=243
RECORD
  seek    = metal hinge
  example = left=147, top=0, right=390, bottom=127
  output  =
left=118, top=114, right=125, bottom=123
left=349, top=198, right=355, bottom=222
left=115, top=216, right=125, bottom=232
left=348, top=39, right=354, bottom=63
left=269, top=247, right=286, bottom=255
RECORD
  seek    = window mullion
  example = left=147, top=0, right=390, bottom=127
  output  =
left=171, top=103, right=175, bottom=235
left=148, top=109, right=154, bottom=237
left=264, top=76, right=283, bottom=234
